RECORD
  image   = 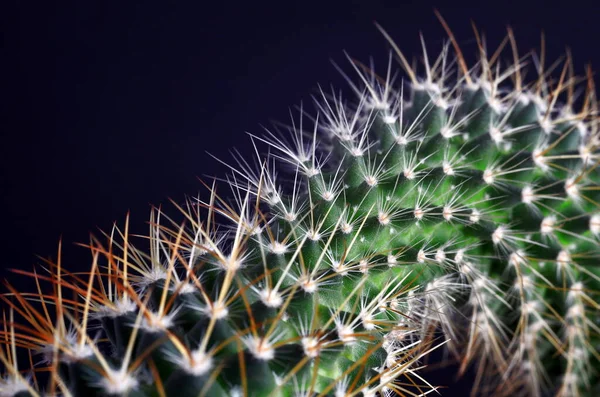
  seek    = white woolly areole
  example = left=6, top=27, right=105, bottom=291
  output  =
left=139, top=266, right=168, bottom=287
left=492, top=226, right=506, bottom=245
left=521, top=185, right=535, bottom=204
left=521, top=300, right=540, bottom=315
left=567, top=302, right=584, bottom=319
left=442, top=160, right=454, bottom=175
left=442, top=205, right=453, bottom=221
left=396, top=135, right=408, bottom=145
left=203, top=300, right=229, bottom=320
left=426, top=279, right=440, bottom=291
left=532, top=148, right=549, bottom=171
left=435, top=249, right=446, bottom=263
left=223, top=255, right=243, bottom=272
left=229, top=386, right=243, bottom=397
left=0, top=376, right=30, bottom=396
left=568, top=282, right=584, bottom=301
left=179, top=349, right=213, bottom=376
left=387, top=254, right=398, bottom=267
left=556, top=250, right=571, bottom=268
left=579, top=144, right=594, bottom=165
left=565, top=177, right=579, bottom=199
left=245, top=221, right=262, bottom=236
left=336, top=323, right=356, bottom=344
left=268, top=241, right=288, bottom=255
left=258, top=288, right=283, bottom=308
left=190, top=350, right=213, bottom=374
left=97, top=296, right=137, bottom=318
left=378, top=211, right=391, bottom=225
left=489, top=126, right=503, bottom=143
left=471, top=278, right=487, bottom=293
left=350, top=147, right=364, bottom=157
left=265, top=192, right=281, bottom=206
left=334, top=384, right=348, bottom=397
left=141, top=311, right=176, bottom=333
left=517, top=92, right=531, bottom=105
left=99, top=368, right=138, bottom=395
left=540, top=216, right=556, bottom=234
left=590, top=214, right=600, bottom=235
left=414, top=207, right=424, bottom=220
left=301, top=336, right=321, bottom=358
left=332, top=259, right=350, bottom=276
left=382, top=114, right=397, bottom=124
left=359, top=259, right=369, bottom=273
left=244, top=336, right=275, bottom=361
left=440, top=126, right=457, bottom=139
left=403, top=168, right=416, bottom=180
left=483, top=168, right=495, bottom=185
left=508, top=250, right=526, bottom=268
left=68, top=342, right=94, bottom=362
left=306, top=228, right=322, bottom=241
left=284, top=211, right=297, bottom=222
left=434, top=95, right=451, bottom=110
left=39, top=330, right=94, bottom=364
left=360, top=311, right=376, bottom=330
left=341, top=222, right=353, bottom=234
left=321, top=190, right=335, bottom=201
left=538, top=116, right=554, bottom=134
left=514, top=275, right=534, bottom=291
left=469, top=208, right=481, bottom=223
left=176, top=282, right=197, bottom=295
left=365, top=175, right=378, bottom=187
left=298, top=275, right=318, bottom=293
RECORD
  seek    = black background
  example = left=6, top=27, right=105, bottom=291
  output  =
left=2, top=0, right=600, bottom=394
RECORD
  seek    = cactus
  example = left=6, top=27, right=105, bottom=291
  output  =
left=1, top=16, right=599, bottom=397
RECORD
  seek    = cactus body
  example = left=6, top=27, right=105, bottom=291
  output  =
left=1, top=21, right=599, bottom=397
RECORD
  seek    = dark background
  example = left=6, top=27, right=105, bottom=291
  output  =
left=2, top=0, right=600, bottom=394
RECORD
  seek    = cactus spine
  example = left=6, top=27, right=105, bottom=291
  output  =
left=1, top=18, right=599, bottom=397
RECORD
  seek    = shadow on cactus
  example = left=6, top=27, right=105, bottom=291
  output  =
left=1, top=13, right=599, bottom=397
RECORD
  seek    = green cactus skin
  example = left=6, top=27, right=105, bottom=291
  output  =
left=1, top=20, right=599, bottom=397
